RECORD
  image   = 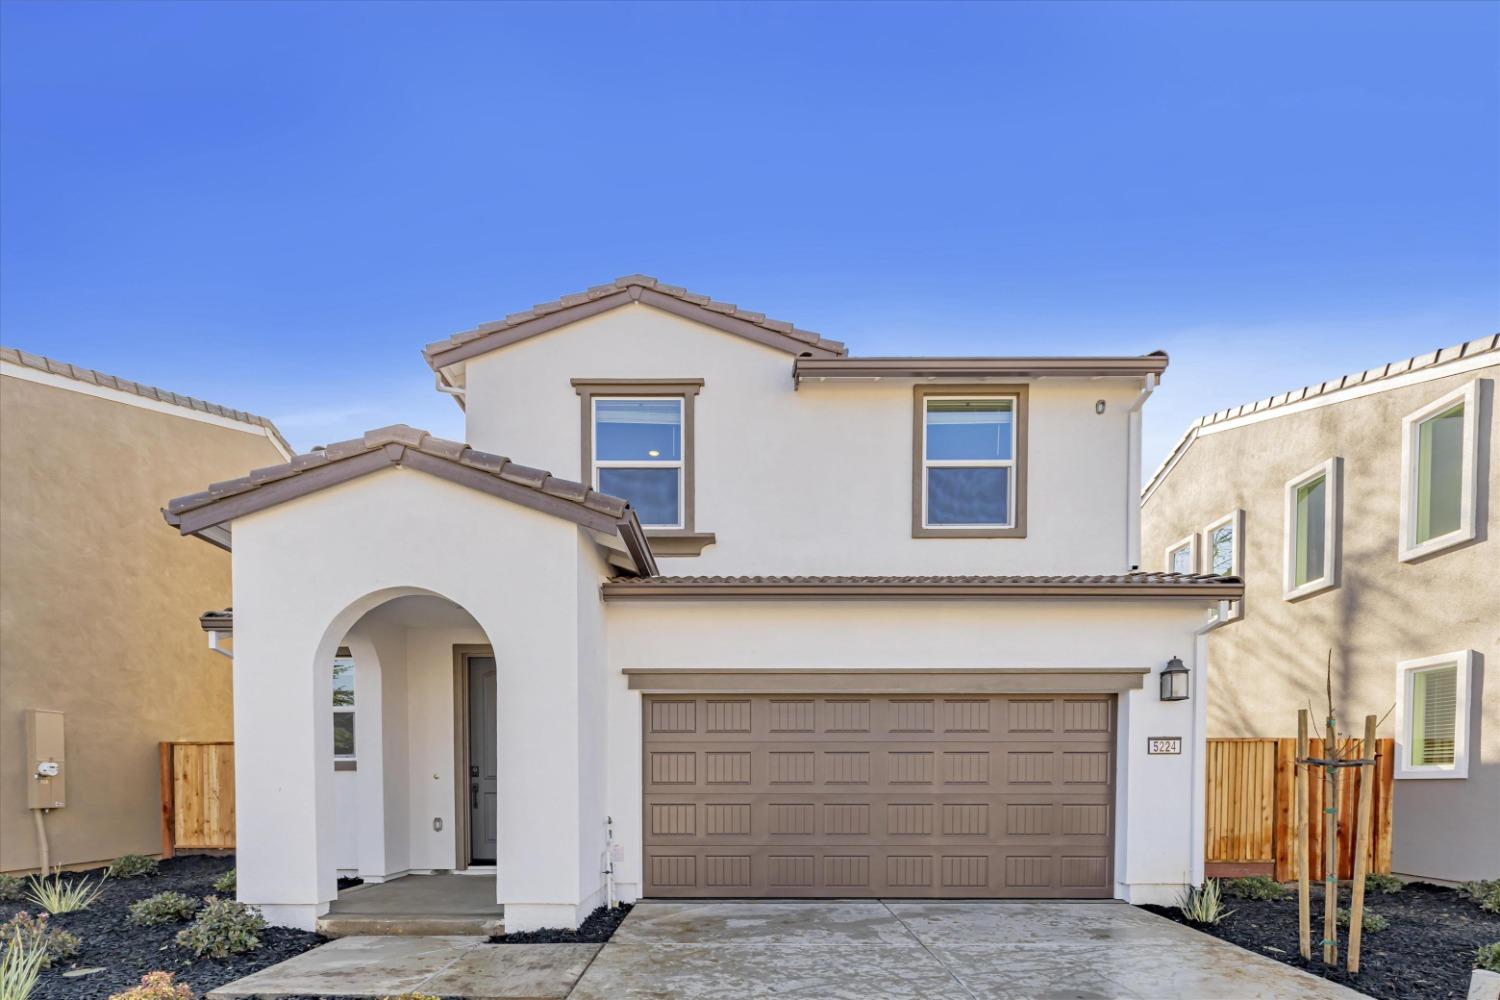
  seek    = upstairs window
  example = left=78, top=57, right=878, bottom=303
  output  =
left=333, top=650, right=355, bottom=764
left=1165, top=535, right=1197, bottom=575
left=1202, top=510, right=1244, bottom=621
left=1283, top=458, right=1339, bottom=600
left=914, top=386, right=1028, bottom=538
left=593, top=397, right=684, bottom=528
left=1400, top=380, right=1481, bottom=561
left=1396, top=651, right=1473, bottom=779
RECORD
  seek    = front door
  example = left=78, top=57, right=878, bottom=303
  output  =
left=467, top=656, right=498, bottom=865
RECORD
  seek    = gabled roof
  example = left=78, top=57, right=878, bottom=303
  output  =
left=602, top=572, right=1243, bottom=600
left=163, top=424, right=657, bottom=575
left=1143, top=333, right=1500, bottom=502
left=2, top=345, right=292, bottom=456
left=423, top=274, right=847, bottom=375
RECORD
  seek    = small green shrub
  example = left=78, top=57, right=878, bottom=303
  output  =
left=1336, top=907, right=1389, bottom=932
left=0, top=912, right=82, bottom=969
left=25, top=872, right=105, bottom=914
left=108, top=855, right=159, bottom=879
left=1476, top=942, right=1500, bottom=973
left=1363, top=872, right=1403, bottom=895
left=174, top=897, right=265, bottom=959
left=210, top=869, right=235, bottom=895
left=1222, top=876, right=1288, bottom=901
left=1460, top=879, right=1500, bottom=914
left=128, top=891, right=199, bottom=927
left=1178, top=879, right=1234, bottom=925
left=0, top=875, right=24, bottom=903
left=108, top=971, right=194, bottom=1000
left=0, top=924, right=47, bottom=1000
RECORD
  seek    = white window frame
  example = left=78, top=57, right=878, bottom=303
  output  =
left=1202, top=509, right=1244, bottom=622
left=920, top=395, right=1017, bottom=530
left=1398, top=379, right=1483, bottom=562
left=591, top=396, right=685, bottom=530
left=1164, top=533, right=1198, bottom=575
left=1282, top=457, right=1340, bottom=601
left=333, top=651, right=356, bottom=764
left=1394, top=650, right=1473, bottom=780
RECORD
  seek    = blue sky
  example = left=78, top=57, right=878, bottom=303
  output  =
left=2, top=1, right=1496, bottom=468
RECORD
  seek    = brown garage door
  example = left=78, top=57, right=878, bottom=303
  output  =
left=642, top=693, right=1115, bottom=898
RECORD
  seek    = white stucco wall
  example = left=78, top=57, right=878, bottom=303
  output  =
left=461, top=303, right=1143, bottom=575
left=231, top=467, right=603, bottom=930
left=602, top=597, right=1217, bottom=905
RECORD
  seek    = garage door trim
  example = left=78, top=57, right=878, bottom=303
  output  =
left=624, top=667, right=1147, bottom=693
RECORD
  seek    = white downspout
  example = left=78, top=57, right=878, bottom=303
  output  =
left=208, top=631, right=233, bottom=660
left=1126, top=374, right=1158, bottom=571
left=435, top=374, right=466, bottom=402
left=1189, top=600, right=1230, bottom=885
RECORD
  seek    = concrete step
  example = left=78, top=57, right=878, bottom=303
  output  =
left=315, top=913, right=505, bottom=937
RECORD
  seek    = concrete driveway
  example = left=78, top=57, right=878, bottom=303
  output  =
left=569, top=900, right=1366, bottom=1000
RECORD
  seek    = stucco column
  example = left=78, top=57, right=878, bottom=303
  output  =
left=231, top=575, right=338, bottom=930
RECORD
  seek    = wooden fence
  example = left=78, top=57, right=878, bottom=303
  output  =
left=159, top=742, right=236, bottom=857
left=1205, top=737, right=1393, bottom=881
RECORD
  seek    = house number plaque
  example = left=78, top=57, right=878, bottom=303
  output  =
left=1148, top=737, right=1182, bottom=755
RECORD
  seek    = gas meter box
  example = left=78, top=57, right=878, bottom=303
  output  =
left=24, top=710, right=65, bottom=809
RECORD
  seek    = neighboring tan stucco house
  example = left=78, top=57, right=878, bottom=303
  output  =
left=163, top=275, right=1243, bottom=932
left=1141, top=336, right=1499, bottom=884
left=0, top=347, right=290, bottom=874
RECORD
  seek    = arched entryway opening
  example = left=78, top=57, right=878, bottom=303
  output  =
left=314, top=587, right=505, bottom=932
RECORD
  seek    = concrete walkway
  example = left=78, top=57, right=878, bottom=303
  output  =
left=213, top=899, right=1369, bottom=999
left=318, top=874, right=505, bottom=936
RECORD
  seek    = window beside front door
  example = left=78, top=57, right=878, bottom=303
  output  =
left=333, top=650, right=355, bottom=764
left=1399, top=380, right=1482, bottom=562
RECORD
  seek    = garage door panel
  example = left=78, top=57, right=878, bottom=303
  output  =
left=643, top=694, right=1115, bottom=898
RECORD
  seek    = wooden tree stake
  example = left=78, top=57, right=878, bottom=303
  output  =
left=1347, top=714, right=1377, bottom=973
left=1296, top=709, right=1310, bottom=960
left=1323, top=712, right=1339, bottom=966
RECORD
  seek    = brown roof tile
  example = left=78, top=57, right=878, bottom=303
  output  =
left=602, top=573, right=1243, bottom=599
left=424, top=275, right=847, bottom=368
left=1, top=345, right=292, bottom=455
left=163, top=424, right=656, bottom=576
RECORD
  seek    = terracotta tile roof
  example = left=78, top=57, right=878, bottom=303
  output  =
left=602, top=572, right=1243, bottom=599
left=163, top=424, right=657, bottom=575
left=2, top=345, right=292, bottom=455
left=1144, top=333, right=1500, bottom=501
left=424, top=274, right=847, bottom=368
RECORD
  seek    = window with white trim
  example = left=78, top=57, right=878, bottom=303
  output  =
left=592, top=397, right=684, bottom=528
left=1165, top=534, right=1197, bottom=575
left=921, top=396, right=1016, bottom=528
left=1202, top=509, right=1244, bottom=621
left=1395, top=650, right=1473, bottom=779
left=1399, top=380, right=1482, bottom=561
left=1283, top=458, right=1339, bottom=600
left=333, top=651, right=355, bottom=761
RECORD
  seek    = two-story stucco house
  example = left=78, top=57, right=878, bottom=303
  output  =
left=163, top=276, right=1242, bottom=932
left=1142, top=337, right=1498, bottom=885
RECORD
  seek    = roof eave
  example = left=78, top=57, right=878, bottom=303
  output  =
left=601, top=580, right=1244, bottom=601
left=793, top=354, right=1170, bottom=383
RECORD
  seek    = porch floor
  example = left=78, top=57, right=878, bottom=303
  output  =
left=318, top=873, right=504, bottom=937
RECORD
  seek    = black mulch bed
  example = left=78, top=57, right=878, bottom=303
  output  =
left=335, top=875, right=364, bottom=890
left=1142, top=881, right=1499, bottom=1000
left=1, top=855, right=324, bottom=1000
left=488, top=902, right=633, bottom=944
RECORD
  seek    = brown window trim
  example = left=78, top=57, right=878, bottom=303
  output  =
left=912, top=383, right=1029, bottom=538
left=573, top=379, right=714, bottom=557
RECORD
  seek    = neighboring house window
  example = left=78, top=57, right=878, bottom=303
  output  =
left=1395, top=650, right=1473, bottom=780
left=912, top=385, right=1028, bottom=538
left=1282, top=458, right=1340, bottom=600
left=1399, top=380, right=1483, bottom=562
left=1165, top=534, right=1197, bottom=575
left=573, top=379, right=709, bottom=552
left=333, top=650, right=355, bottom=764
left=1202, top=509, right=1244, bottom=621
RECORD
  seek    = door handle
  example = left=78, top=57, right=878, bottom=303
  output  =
left=471, top=784, right=478, bottom=810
